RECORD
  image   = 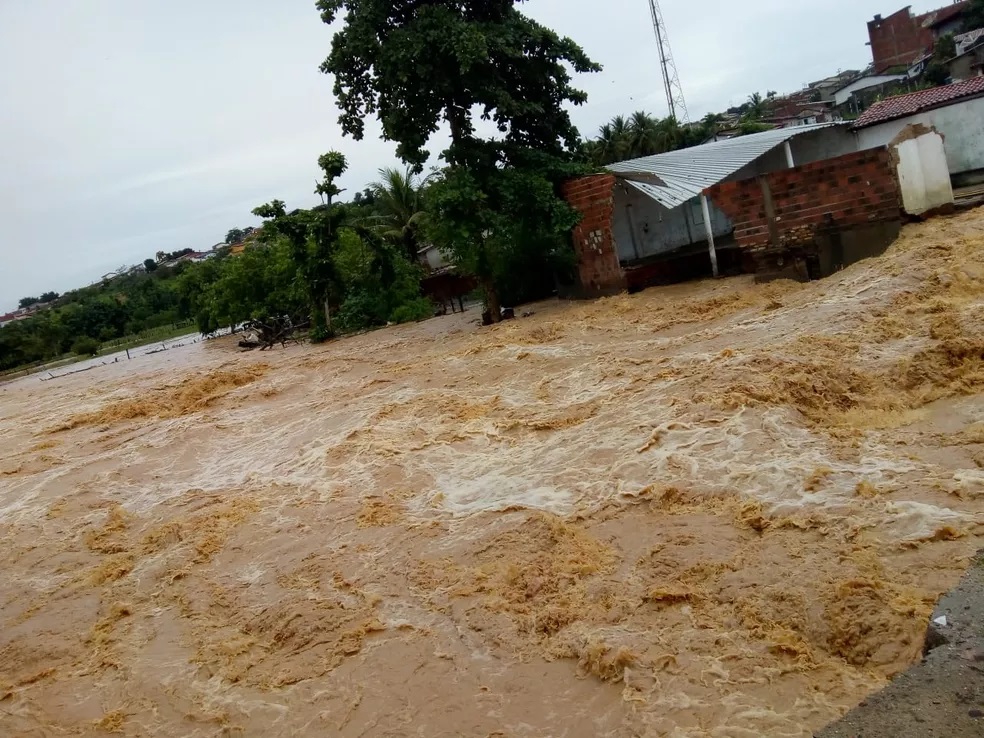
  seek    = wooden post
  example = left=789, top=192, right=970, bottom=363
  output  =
left=126, top=349, right=131, bottom=360
left=700, top=193, right=719, bottom=278
left=783, top=140, right=795, bottom=169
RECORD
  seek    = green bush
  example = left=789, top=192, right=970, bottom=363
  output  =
left=71, top=337, right=101, bottom=356
left=389, top=297, right=433, bottom=324
left=336, top=289, right=388, bottom=333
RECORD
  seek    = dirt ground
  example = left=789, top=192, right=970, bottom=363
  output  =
left=2, top=209, right=984, bottom=737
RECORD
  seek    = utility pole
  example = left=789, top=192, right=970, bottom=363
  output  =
left=648, top=1, right=690, bottom=124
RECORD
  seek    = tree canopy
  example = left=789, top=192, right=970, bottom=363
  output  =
left=965, top=0, right=984, bottom=32
left=318, top=0, right=600, bottom=319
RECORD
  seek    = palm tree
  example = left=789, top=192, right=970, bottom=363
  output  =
left=627, top=111, right=661, bottom=157
left=610, top=115, right=631, bottom=159
left=369, top=167, right=431, bottom=263
left=593, top=122, right=624, bottom=165
left=745, top=92, right=767, bottom=121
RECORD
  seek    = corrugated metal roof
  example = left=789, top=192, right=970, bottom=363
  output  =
left=606, top=123, right=838, bottom=209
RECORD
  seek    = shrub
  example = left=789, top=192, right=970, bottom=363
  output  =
left=389, top=297, right=433, bottom=324
left=72, top=337, right=101, bottom=356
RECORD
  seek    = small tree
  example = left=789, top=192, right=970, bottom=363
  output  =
left=143, top=258, right=158, bottom=273
left=71, top=336, right=101, bottom=356
left=39, top=291, right=59, bottom=303
left=252, top=152, right=349, bottom=340
left=225, top=228, right=245, bottom=245
left=18, top=297, right=40, bottom=309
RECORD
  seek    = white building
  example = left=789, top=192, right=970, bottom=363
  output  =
left=852, top=77, right=984, bottom=185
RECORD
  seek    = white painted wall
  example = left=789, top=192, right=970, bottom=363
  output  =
left=611, top=185, right=732, bottom=263
left=833, top=75, right=905, bottom=107
left=891, top=129, right=954, bottom=215
left=856, top=96, right=984, bottom=175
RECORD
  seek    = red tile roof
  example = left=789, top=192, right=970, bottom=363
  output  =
left=852, top=76, right=984, bottom=129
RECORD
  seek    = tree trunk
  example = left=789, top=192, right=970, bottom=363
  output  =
left=484, top=279, right=501, bottom=324
left=323, top=299, right=333, bottom=334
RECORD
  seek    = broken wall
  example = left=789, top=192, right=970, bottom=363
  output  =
left=891, top=125, right=954, bottom=215
left=561, top=174, right=625, bottom=297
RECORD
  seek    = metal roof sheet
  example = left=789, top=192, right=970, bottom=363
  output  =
left=606, top=123, right=838, bottom=209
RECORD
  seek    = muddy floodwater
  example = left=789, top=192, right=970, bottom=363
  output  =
left=3, top=210, right=984, bottom=737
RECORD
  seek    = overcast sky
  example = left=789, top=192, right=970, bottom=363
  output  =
left=0, top=0, right=947, bottom=310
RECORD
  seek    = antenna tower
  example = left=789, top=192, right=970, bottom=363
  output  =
left=647, top=1, right=690, bottom=123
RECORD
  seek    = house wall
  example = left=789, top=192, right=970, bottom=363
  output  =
left=868, top=8, right=935, bottom=72
left=834, top=75, right=906, bottom=106
left=610, top=184, right=732, bottom=262
left=788, top=127, right=861, bottom=166
left=561, top=174, right=625, bottom=296
left=855, top=96, right=984, bottom=176
left=704, top=147, right=901, bottom=258
left=891, top=126, right=954, bottom=214
left=950, top=46, right=984, bottom=81
left=729, top=127, right=859, bottom=182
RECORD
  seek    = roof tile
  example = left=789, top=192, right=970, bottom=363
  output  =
left=851, top=77, right=984, bottom=129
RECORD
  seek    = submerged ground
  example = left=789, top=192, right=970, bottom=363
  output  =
left=2, top=209, right=984, bottom=737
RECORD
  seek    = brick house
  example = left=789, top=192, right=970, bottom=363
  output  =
left=867, top=2, right=970, bottom=73
left=560, top=123, right=953, bottom=296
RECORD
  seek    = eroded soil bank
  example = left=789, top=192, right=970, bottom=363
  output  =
left=3, top=209, right=984, bottom=736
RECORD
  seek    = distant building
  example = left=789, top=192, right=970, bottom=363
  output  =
left=868, top=2, right=971, bottom=73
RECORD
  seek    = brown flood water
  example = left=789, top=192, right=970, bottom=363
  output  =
left=3, top=209, right=984, bottom=737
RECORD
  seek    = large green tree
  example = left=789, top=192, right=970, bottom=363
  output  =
left=318, top=0, right=599, bottom=320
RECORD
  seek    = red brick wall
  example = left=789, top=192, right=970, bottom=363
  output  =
left=867, top=8, right=935, bottom=72
left=705, top=148, right=901, bottom=254
left=561, top=174, right=625, bottom=296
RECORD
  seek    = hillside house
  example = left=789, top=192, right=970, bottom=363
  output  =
left=868, top=2, right=971, bottom=72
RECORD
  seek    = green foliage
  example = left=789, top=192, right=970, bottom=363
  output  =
left=39, top=291, right=59, bottom=303
left=923, top=34, right=958, bottom=87
left=585, top=111, right=709, bottom=166
left=334, top=229, right=429, bottom=331
left=225, top=228, right=245, bottom=245
left=253, top=153, right=350, bottom=337
left=319, top=0, right=599, bottom=319
left=389, top=297, right=433, bottom=324
left=71, top=336, right=101, bottom=357
left=935, top=34, right=957, bottom=61
left=966, top=0, right=984, bottom=32
left=144, top=258, right=158, bottom=273
left=18, top=296, right=40, bottom=309
left=178, top=238, right=306, bottom=335
left=368, top=167, right=431, bottom=262
left=738, top=121, right=773, bottom=136
left=0, top=263, right=195, bottom=371
left=744, top=92, right=767, bottom=121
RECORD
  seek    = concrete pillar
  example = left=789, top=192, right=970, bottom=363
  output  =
left=783, top=140, right=795, bottom=169
left=700, top=193, right=719, bottom=278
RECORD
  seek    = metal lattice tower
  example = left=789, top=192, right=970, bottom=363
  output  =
left=647, top=1, right=690, bottom=124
